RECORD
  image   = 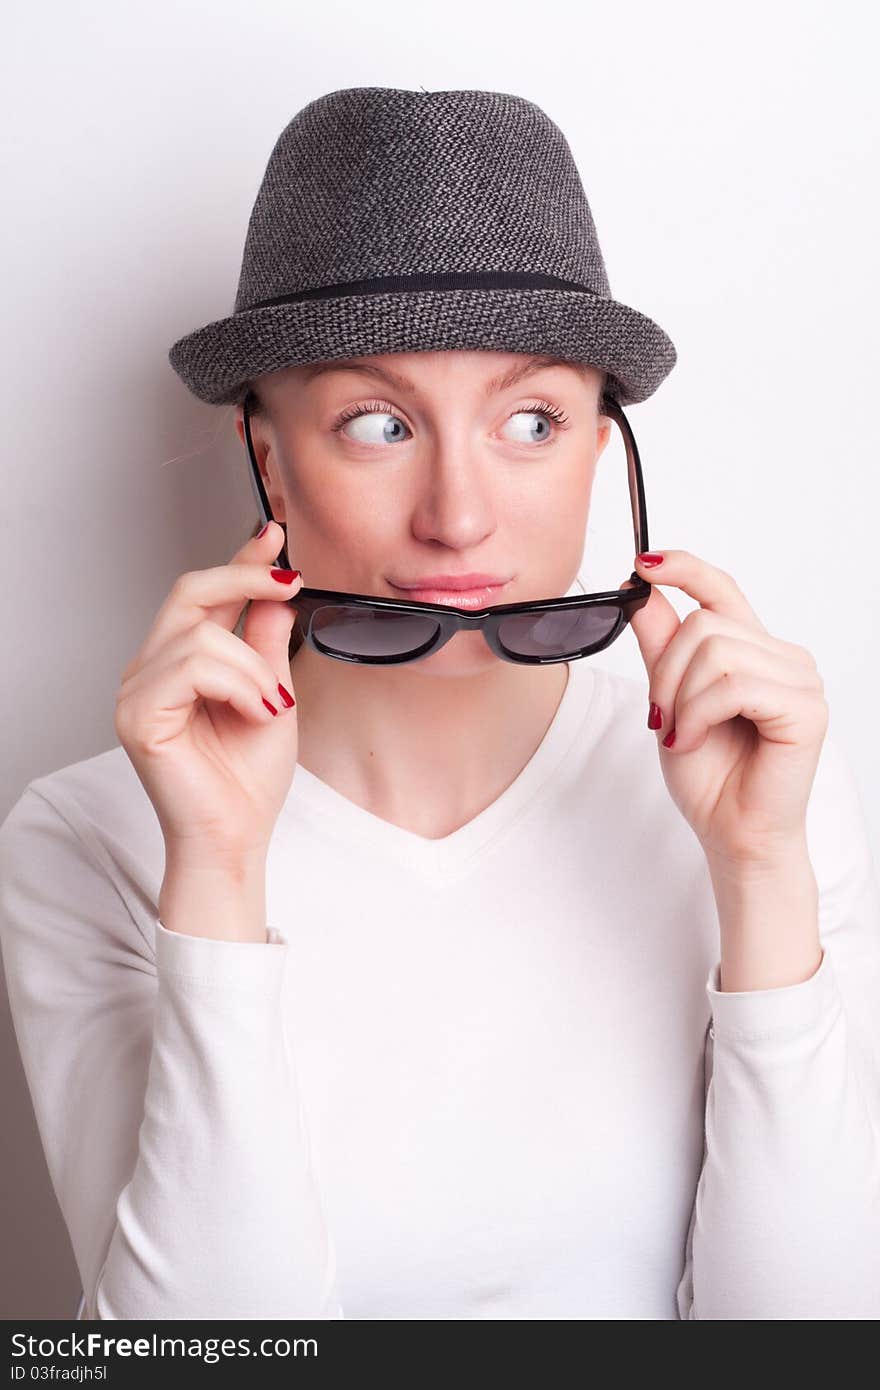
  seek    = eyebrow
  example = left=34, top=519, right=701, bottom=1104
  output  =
left=301, top=354, right=586, bottom=397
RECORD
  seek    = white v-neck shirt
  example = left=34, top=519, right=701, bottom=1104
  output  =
left=1, top=658, right=879, bottom=1320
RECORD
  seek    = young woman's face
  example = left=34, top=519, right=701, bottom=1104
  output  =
left=235, top=349, right=613, bottom=678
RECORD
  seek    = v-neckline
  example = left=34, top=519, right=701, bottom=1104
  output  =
left=279, top=658, right=599, bottom=880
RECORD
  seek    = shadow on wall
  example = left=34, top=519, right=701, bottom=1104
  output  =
left=0, top=982, right=83, bottom=1317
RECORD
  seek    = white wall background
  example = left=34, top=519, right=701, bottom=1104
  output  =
left=1, top=0, right=877, bottom=1318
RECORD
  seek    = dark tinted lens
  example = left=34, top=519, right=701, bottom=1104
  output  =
left=310, top=605, right=442, bottom=659
left=497, top=604, right=621, bottom=658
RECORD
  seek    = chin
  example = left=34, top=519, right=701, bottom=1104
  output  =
left=410, top=631, right=502, bottom=678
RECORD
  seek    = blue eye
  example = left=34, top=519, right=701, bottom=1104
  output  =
left=507, top=399, right=570, bottom=439
left=502, top=407, right=563, bottom=443
left=332, top=400, right=410, bottom=444
left=331, top=397, right=570, bottom=444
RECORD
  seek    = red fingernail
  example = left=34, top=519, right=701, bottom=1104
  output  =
left=257, top=522, right=269, bottom=538
left=270, top=568, right=295, bottom=583
left=637, top=552, right=664, bottom=567
left=648, top=702, right=663, bottom=730
left=263, top=698, right=278, bottom=716
left=662, top=729, right=676, bottom=748
left=277, top=682, right=295, bottom=708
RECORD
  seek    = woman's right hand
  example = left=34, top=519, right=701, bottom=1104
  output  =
left=114, top=521, right=304, bottom=862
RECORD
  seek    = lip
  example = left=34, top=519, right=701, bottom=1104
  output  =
left=389, top=573, right=512, bottom=591
left=388, top=575, right=512, bottom=610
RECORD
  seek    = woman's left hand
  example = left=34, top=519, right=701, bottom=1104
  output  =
left=620, top=550, right=829, bottom=868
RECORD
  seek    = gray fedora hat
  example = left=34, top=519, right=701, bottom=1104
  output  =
left=168, top=86, right=677, bottom=409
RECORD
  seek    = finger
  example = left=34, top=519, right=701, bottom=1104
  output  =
left=619, top=574, right=682, bottom=677
left=118, top=619, right=296, bottom=712
left=647, top=623, right=824, bottom=733
left=119, top=519, right=287, bottom=684
left=633, top=549, right=767, bottom=631
left=115, top=650, right=292, bottom=755
left=660, top=671, right=829, bottom=756
left=240, top=594, right=298, bottom=695
left=124, top=523, right=302, bottom=679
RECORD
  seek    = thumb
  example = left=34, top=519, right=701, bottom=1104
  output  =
left=241, top=591, right=299, bottom=694
left=619, top=573, right=681, bottom=678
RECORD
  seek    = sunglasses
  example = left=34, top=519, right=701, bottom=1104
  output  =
left=242, top=388, right=652, bottom=667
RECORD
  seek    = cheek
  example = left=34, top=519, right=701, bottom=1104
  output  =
left=289, top=464, right=394, bottom=535
left=509, top=476, right=590, bottom=540
left=283, top=467, right=401, bottom=580
left=507, top=480, right=591, bottom=585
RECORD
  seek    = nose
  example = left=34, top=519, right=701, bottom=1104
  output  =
left=406, top=437, right=499, bottom=553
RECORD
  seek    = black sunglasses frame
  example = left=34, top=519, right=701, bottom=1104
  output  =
left=241, top=386, right=653, bottom=667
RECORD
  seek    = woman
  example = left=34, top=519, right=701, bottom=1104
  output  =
left=1, top=86, right=878, bottom=1322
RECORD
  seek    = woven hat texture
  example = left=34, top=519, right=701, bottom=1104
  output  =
left=168, top=86, right=677, bottom=408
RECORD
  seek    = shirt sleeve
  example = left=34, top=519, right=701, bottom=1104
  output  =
left=0, top=782, right=343, bottom=1321
left=676, top=730, right=880, bottom=1319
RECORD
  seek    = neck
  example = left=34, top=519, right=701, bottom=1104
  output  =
left=289, top=644, right=570, bottom=840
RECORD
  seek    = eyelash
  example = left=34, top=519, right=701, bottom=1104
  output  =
left=330, top=397, right=571, bottom=436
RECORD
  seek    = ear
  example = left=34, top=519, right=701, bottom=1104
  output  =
left=234, top=407, right=288, bottom=525
left=596, top=417, right=613, bottom=458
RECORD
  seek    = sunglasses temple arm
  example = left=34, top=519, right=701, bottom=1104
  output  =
left=605, top=400, right=650, bottom=582
left=243, top=393, right=293, bottom=571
